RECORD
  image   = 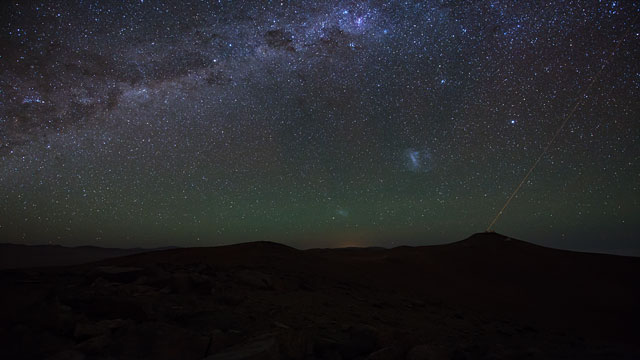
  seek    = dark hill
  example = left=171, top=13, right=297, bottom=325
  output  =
left=0, top=243, right=174, bottom=269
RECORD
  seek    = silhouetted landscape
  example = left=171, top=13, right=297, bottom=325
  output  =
left=2, top=232, right=639, bottom=359
left=2, top=0, right=638, bottom=358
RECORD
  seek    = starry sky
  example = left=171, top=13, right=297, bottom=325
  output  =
left=1, top=0, right=638, bottom=254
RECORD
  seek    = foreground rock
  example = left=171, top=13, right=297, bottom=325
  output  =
left=204, top=337, right=278, bottom=360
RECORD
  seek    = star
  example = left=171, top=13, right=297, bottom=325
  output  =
left=0, top=0, right=636, bottom=254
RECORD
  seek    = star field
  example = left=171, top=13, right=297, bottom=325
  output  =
left=0, top=1, right=638, bottom=253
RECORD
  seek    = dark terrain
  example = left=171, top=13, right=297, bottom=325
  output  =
left=1, top=232, right=639, bottom=359
left=0, top=243, right=173, bottom=269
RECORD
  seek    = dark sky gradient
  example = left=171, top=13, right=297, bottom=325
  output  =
left=1, top=1, right=638, bottom=253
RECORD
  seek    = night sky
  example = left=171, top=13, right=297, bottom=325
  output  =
left=1, top=1, right=638, bottom=253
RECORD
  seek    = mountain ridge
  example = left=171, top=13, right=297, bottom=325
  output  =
left=3, top=232, right=638, bottom=270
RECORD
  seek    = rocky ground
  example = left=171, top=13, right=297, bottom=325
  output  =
left=1, top=233, right=639, bottom=359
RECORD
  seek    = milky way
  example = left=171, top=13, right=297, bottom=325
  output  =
left=1, top=1, right=638, bottom=253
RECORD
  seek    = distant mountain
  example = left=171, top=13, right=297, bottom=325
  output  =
left=0, top=243, right=177, bottom=269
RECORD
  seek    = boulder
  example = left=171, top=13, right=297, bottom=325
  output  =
left=75, top=334, right=111, bottom=355
left=90, top=277, right=113, bottom=288
left=236, top=270, right=273, bottom=290
left=367, top=346, right=404, bottom=360
left=341, top=324, right=381, bottom=358
left=190, top=273, right=215, bottom=294
left=65, top=296, right=148, bottom=321
left=74, top=322, right=105, bottom=341
left=312, top=336, right=342, bottom=359
left=170, top=273, right=194, bottom=294
left=407, top=344, right=446, bottom=360
left=93, top=266, right=143, bottom=283
left=74, top=319, right=127, bottom=341
left=9, top=324, right=72, bottom=359
left=204, top=336, right=279, bottom=360
left=115, top=321, right=209, bottom=360
left=176, top=310, right=242, bottom=332
left=204, top=329, right=233, bottom=356
left=33, top=300, right=77, bottom=336
left=169, top=272, right=213, bottom=294
left=214, top=290, right=246, bottom=306
left=277, top=328, right=314, bottom=359
left=46, top=349, right=86, bottom=360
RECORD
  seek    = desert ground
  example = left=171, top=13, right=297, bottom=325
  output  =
left=1, top=232, right=639, bottom=359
